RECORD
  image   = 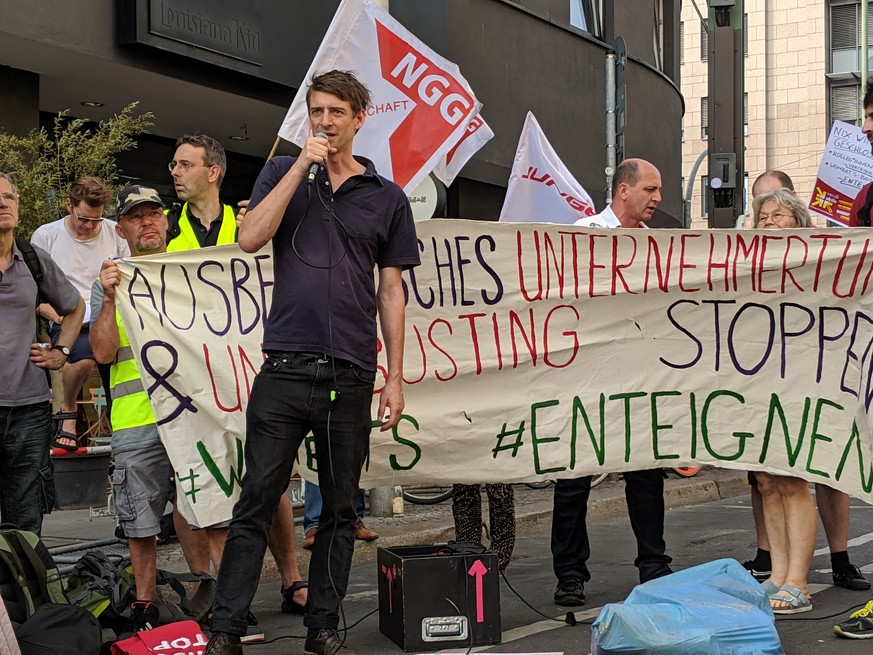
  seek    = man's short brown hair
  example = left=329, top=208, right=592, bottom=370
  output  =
left=175, top=134, right=227, bottom=186
left=305, top=70, right=371, bottom=115
left=68, top=176, right=113, bottom=207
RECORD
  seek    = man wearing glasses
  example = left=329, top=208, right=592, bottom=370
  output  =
left=167, top=133, right=310, bottom=618
left=166, top=134, right=238, bottom=251
left=30, top=176, right=129, bottom=450
left=0, top=172, right=84, bottom=534
left=90, top=185, right=178, bottom=634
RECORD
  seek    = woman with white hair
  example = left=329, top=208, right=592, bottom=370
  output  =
left=751, top=188, right=816, bottom=614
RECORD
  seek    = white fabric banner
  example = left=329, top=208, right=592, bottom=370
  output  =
left=278, top=0, right=482, bottom=193
left=115, top=223, right=873, bottom=528
left=499, top=112, right=597, bottom=223
left=432, top=114, right=494, bottom=187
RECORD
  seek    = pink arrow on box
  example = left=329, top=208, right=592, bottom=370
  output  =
left=467, top=559, right=488, bottom=623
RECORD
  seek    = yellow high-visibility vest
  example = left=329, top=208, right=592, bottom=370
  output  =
left=109, top=309, right=156, bottom=431
left=167, top=203, right=237, bottom=252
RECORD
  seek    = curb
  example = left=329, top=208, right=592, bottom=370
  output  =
left=239, top=472, right=750, bottom=583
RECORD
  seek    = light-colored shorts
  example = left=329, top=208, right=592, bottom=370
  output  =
left=113, top=443, right=174, bottom=538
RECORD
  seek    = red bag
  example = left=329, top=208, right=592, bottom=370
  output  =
left=110, top=621, right=208, bottom=655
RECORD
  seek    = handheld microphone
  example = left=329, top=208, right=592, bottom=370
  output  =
left=307, top=132, right=328, bottom=185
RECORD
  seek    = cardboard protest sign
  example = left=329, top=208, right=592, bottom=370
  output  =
left=278, top=0, right=483, bottom=193
left=115, top=222, right=873, bottom=527
left=809, top=121, right=873, bottom=225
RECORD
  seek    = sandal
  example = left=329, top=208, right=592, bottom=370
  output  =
left=280, top=580, right=308, bottom=614
left=760, top=579, right=779, bottom=596
left=51, top=412, right=81, bottom=451
left=770, top=583, right=812, bottom=615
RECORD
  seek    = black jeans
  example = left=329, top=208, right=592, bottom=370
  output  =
left=551, top=470, right=671, bottom=584
left=210, top=352, right=375, bottom=635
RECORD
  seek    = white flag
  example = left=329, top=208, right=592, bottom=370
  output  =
left=432, top=114, right=494, bottom=187
left=278, top=0, right=482, bottom=193
left=499, top=112, right=597, bottom=223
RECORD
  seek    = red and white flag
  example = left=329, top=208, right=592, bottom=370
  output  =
left=279, top=0, right=483, bottom=193
left=433, top=114, right=494, bottom=187
left=499, top=112, right=597, bottom=223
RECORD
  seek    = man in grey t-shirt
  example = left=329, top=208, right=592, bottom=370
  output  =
left=0, top=173, right=84, bottom=533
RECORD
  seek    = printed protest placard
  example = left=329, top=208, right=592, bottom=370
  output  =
left=115, top=223, right=873, bottom=527
left=809, top=121, right=873, bottom=225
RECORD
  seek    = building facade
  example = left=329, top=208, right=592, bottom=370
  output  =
left=1, top=0, right=684, bottom=225
left=679, top=1, right=873, bottom=229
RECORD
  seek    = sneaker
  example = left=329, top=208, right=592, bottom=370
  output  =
left=835, top=600, right=873, bottom=639
left=554, top=577, right=585, bottom=606
left=122, top=600, right=159, bottom=635
left=834, top=564, right=871, bottom=591
left=742, top=559, right=771, bottom=581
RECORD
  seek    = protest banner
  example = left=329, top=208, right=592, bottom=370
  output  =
left=499, top=112, right=597, bottom=223
left=115, top=222, right=873, bottom=527
left=278, top=0, right=483, bottom=193
left=809, top=121, right=873, bottom=225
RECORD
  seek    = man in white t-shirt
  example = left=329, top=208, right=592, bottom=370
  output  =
left=553, top=159, right=672, bottom=608
left=30, top=176, right=129, bottom=448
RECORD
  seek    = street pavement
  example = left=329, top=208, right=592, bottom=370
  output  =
left=40, top=468, right=873, bottom=653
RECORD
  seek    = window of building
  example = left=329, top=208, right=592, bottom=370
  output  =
left=701, top=175, right=709, bottom=216
left=701, top=19, right=708, bottom=61
left=701, top=97, right=708, bottom=139
left=830, top=1, right=873, bottom=75
left=570, top=0, right=602, bottom=37
left=831, top=82, right=862, bottom=126
left=652, top=0, right=664, bottom=71
left=680, top=21, right=685, bottom=65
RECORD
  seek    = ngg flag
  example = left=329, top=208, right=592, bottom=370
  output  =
left=279, top=0, right=483, bottom=193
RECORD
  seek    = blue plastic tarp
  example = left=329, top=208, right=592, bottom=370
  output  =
left=590, top=558, right=783, bottom=655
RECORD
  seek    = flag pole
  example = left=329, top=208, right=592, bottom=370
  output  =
left=266, top=136, right=281, bottom=162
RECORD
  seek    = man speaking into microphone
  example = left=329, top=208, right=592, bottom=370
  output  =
left=206, top=70, right=420, bottom=655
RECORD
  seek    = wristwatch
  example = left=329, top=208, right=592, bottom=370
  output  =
left=51, top=344, right=71, bottom=357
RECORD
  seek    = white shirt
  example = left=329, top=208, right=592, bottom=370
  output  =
left=30, top=217, right=130, bottom=322
left=573, top=204, right=621, bottom=228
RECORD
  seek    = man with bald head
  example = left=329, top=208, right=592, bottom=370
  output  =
left=751, top=170, right=794, bottom=199
left=553, top=158, right=672, bottom=608
left=574, top=158, right=662, bottom=229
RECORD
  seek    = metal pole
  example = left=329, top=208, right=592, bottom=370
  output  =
left=605, top=52, right=617, bottom=205
left=684, top=149, right=708, bottom=228
left=863, top=0, right=869, bottom=121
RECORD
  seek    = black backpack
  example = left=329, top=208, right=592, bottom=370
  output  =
left=12, top=603, right=102, bottom=655
left=14, top=238, right=46, bottom=305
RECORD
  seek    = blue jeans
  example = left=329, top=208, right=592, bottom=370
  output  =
left=211, top=352, right=375, bottom=635
left=304, top=480, right=365, bottom=531
left=0, top=402, right=54, bottom=534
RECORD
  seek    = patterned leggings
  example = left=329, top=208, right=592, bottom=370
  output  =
left=451, top=483, right=516, bottom=571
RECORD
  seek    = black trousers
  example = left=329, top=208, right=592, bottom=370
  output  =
left=551, top=470, right=672, bottom=584
left=211, top=352, right=375, bottom=635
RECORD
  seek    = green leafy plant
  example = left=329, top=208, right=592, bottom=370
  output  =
left=0, top=102, right=154, bottom=238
